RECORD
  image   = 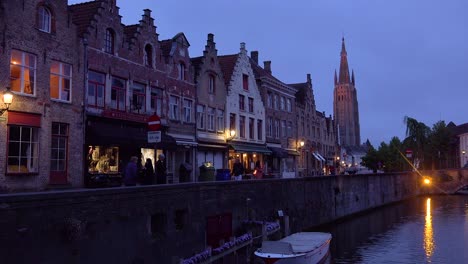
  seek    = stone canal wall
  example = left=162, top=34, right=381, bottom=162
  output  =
left=0, top=172, right=421, bottom=264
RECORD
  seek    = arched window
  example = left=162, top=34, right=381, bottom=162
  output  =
left=104, top=29, right=115, bottom=54
left=144, top=44, right=153, bottom=67
left=38, top=6, right=51, bottom=33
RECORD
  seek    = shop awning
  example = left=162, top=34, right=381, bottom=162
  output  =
left=229, top=143, right=272, bottom=154
left=287, top=150, right=300, bottom=156
left=154, top=134, right=178, bottom=150
left=197, top=143, right=228, bottom=150
left=316, top=153, right=326, bottom=162
left=312, top=152, right=321, bottom=161
left=268, top=147, right=288, bottom=158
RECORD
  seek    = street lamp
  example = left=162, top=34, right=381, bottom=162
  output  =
left=226, top=129, right=236, bottom=141
left=1, top=87, right=13, bottom=115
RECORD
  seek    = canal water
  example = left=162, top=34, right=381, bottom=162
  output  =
left=317, top=194, right=468, bottom=264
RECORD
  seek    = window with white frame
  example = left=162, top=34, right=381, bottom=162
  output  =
left=288, top=121, right=293, bottom=137
left=170, top=96, right=180, bottom=120
left=267, top=93, right=272, bottom=108
left=87, top=71, right=105, bottom=107
left=50, top=61, right=71, bottom=102
left=111, top=77, right=126, bottom=111
left=10, top=50, right=36, bottom=95
left=197, top=105, right=205, bottom=129
left=249, top=118, right=255, bottom=139
left=150, top=87, right=163, bottom=116
left=287, top=98, right=292, bottom=112
left=131, top=82, right=146, bottom=113
left=207, top=107, right=215, bottom=131
left=51, top=123, right=68, bottom=172
left=208, top=75, right=215, bottom=94
left=248, top=97, right=254, bottom=113
left=217, top=109, right=224, bottom=133
left=267, top=117, right=273, bottom=137
left=7, top=126, right=39, bottom=173
left=230, top=113, right=236, bottom=132
left=273, top=94, right=278, bottom=110
left=38, top=6, right=51, bottom=33
left=183, top=99, right=193, bottom=122
left=104, top=28, right=115, bottom=54
left=257, top=120, right=263, bottom=141
left=239, top=94, right=245, bottom=111
left=239, top=116, right=246, bottom=138
left=280, top=97, right=285, bottom=111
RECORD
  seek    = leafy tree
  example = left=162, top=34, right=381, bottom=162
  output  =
left=428, top=121, right=452, bottom=169
left=403, top=116, right=430, bottom=169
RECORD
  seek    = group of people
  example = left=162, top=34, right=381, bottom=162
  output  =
left=232, top=159, right=263, bottom=180
left=123, top=154, right=167, bottom=186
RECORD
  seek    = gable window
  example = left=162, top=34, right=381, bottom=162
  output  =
left=111, top=77, right=126, bottom=111
left=178, top=63, right=185, bottom=80
left=249, top=118, right=255, bottom=139
left=257, top=120, right=263, bottom=141
left=38, top=6, right=52, bottom=33
left=10, top=50, right=36, bottom=95
left=144, top=44, right=153, bottom=68
left=239, top=95, right=245, bottom=111
left=217, top=109, right=224, bottom=133
left=208, top=75, right=215, bottom=94
left=248, top=97, right=254, bottom=113
left=131, top=82, right=146, bottom=113
left=242, top=74, right=249, bottom=90
left=50, top=61, right=71, bottom=102
left=104, top=28, right=115, bottom=54
left=87, top=71, right=105, bottom=107
left=51, top=123, right=68, bottom=172
left=170, top=96, right=180, bottom=120
left=197, top=105, right=205, bottom=129
left=183, top=99, right=193, bottom=123
left=7, top=126, right=39, bottom=173
left=150, top=87, right=163, bottom=116
left=239, top=116, right=246, bottom=138
left=207, top=107, right=215, bottom=131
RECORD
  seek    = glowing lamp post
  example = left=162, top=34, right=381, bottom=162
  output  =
left=1, top=87, right=13, bottom=115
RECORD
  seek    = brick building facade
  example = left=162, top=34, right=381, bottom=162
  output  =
left=0, top=0, right=84, bottom=192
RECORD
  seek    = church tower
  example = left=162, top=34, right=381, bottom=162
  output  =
left=333, top=38, right=361, bottom=147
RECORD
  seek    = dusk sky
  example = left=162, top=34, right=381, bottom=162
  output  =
left=69, top=0, right=468, bottom=147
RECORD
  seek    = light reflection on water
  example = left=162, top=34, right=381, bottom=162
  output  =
left=317, top=195, right=468, bottom=264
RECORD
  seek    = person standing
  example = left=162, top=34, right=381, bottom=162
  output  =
left=142, top=158, right=155, bottom=185
left=156, top=154, right=167, bottom=184
left=232, top=158, right=244, bottom=181
left=123, top=156, right=138, bottom=186
left=253, top=160, right=263, bottom=179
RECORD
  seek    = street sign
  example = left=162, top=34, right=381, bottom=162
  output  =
left=148, top=114, right=161, bottom=131
left=405, top=149, right=413, bottom=158
left=148, top=131, right=161, bottom=143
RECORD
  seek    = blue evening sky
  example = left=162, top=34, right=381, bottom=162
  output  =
left=69, top=0, right=468, bottom=147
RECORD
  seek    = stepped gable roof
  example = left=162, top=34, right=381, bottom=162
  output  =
left=218, top=54, right=238, bottom=86
left=289, top=82, right=308, bottom=105
left=124, top=24, right=139, bottom=41
left=69, top=1, right=103, bottom=36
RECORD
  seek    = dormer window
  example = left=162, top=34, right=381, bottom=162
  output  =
left=104, top=29, right=115, bottom=54
left=144, top=44, right=153, bottom=68
left=178, top=62, right=185, bottom=80
left=208, top=75, right=215, bottom=94
left=38, top=6, right=51, bottom=33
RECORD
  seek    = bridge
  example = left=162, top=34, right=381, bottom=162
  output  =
left=421, top=169, right=468, bottom=194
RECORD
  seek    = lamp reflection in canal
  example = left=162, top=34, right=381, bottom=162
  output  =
left=424, top=198, right=434, bottom=260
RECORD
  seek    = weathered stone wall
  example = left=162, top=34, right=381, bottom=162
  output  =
left=0, top=172, right=421, bottom=264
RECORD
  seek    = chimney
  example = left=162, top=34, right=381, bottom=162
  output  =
left=307, top=73, right=311, bottom=83
left=240, top=42, right=246, bottom=51
left=251, top=51, right=259, bottom=64
left=264, top=61, right=271, bottom=74
left=143, top=9, right=151, bottom=17
left=208, top=33, right=214, bottom=43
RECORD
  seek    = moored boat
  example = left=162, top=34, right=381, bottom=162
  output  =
left=254, top=232, right=332, bottom=264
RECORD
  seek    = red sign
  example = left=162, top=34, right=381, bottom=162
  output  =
left=148, top=115, right=161, bottom=131
left=405, top=149, right=413, bottom=158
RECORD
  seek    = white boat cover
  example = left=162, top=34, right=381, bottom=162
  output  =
left=279, top=232, right=331, bottom=253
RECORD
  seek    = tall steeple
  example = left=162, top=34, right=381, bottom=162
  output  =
left=339, top=37, right=350, bottom=84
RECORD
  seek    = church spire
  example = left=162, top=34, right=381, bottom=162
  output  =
left=339, top=37, right=350, bottom=84
left=351, top=70, right=355, bottom=85
left=334, top=69, right=338, bottom=85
